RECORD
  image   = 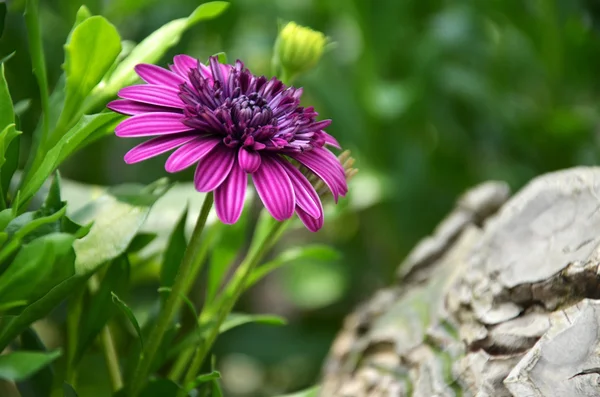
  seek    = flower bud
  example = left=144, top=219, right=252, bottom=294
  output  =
left=274, top=22, right=327, bottom=81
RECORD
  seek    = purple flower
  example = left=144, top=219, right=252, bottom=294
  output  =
left=108, top=55, right=347, bottom=231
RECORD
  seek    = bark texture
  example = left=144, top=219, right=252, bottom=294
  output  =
left=322, top=167, right=600, bottom=397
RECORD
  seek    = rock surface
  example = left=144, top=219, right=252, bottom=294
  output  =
left=321, top=168, right=600, bottom=397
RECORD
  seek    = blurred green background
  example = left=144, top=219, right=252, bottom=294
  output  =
left=3, top=0, right=600, bottom=395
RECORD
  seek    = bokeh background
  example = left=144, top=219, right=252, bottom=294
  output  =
left=3, top=0, right=600, bottom=395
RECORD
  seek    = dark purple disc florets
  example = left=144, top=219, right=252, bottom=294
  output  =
left=178, top=57, right=330, bottom=154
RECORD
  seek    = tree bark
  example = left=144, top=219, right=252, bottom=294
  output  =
left=322, top=167, right=600, bottom=397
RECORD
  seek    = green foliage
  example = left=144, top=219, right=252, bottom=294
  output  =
left=160, top=206, right=188, bottom=292
left=0, top=63, right=14, bottom=132
left=74, top=256, right=130, bottom=363
left=20, top=112, right=122, bottom=206
left=0, top=350, right=61, bottom=382
left=168, top=313, right=287, bottom=360
left=17, top=328, right=57, bottom=397
left=207, top=211, right=248, bottom=303
left=111, top=292, right=144, bottom=350
left=0, top=232, right=76, bottom=306
left=56, top=16, right=121, bottom=136
left=186, top=370, right=221, bottom=390
left=96, top=1, right=230, bottom=105
left=274, top=386, right=321, bottom=397
left=23, top=0, right=49, bottom=142
left=72, top=179, right=170, bottom=275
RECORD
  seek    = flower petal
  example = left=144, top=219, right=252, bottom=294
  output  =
left=251, top=156, right=295, bottom=221
left=124, top=133, right=197, bottom=164
left=278, top=159, right=322, bottom=219
left=118, top=85, right=184, bottom=108
left=107, top=99, right=178, bottom=115
left=215, top=159, right=247, bottom=224
left=291, top=147, right=348, bottom=202
left=170, top=55, right=212, bottom=81
left=322, top=132, right=341, bottom=149
left=135, top=64, right=186, bottom=87
left=170, top=54, right=198, bottom=78
left=115, top=112, right=192, bottom=137
left=194, top=144, right=236, bottom=192
left=296, top=206, right=323, bottom=232
left=165, top=136, right=221, bottom=173
left=238, top=147, right=261, bottom=173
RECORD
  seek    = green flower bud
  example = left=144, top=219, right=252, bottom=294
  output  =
left=274, top=22, right=327, bottom=82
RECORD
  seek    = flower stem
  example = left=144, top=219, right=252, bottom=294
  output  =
left=177, top=219, right=287, bottom=395
left=129, top=192, right=214, bottom=397
left=100, top=324, right=123, bottom=392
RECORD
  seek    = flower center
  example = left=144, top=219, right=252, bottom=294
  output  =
left=231, top=93, right=273, bottom=128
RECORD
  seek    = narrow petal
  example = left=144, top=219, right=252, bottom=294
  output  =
left=107, top=99, right=178, bottom=115
left=322, top=132, right=341, bottom=149
left=296, top=206, right=324, bottom=232
left=135, top=64, right=186, bottom=87
left=291, top=148, right=348, bottom=202
left=278, top=159, right=322, bottom=219
left=124, top=134, right=197, bottom=164
left=194, top=144, right=236, bottom=192
left=115, top=112, right=192, bottom=137
left=215, top=159, right=247, bottom=224
left=170, top=55, right=211, bottom=80
left=118, top=85, right=184, bottom=108
left=238, top=147, right=261, bottom=173
left=165, top=136, right=221, bottom=172
left=251, top=156, right=295, bottom=221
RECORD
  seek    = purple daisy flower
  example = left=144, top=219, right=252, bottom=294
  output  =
left=108, top=55, right=347, bottom=232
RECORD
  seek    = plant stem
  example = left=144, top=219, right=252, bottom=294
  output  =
left=100, top=324, right=123, bottom=392
left=129, top=192, right=214, bottom=397
left=177, top=219, right=287, bottom=395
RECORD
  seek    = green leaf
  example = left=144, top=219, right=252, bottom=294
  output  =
left=4, top=205, right=66, bottom=241
left=1, top=129, right=20, bottom=202
left=73, top=6, right=92, bottom=27
left=0, top=208, right=13, bottom=231
left=139, top=378, right=184, bottom=397
left=207, top=214, right=248, bottom=303
left=188, top=2, right=230, bottom=25
left=0, top=350, right=61, bottom=382
left=160, top=207, right=188, bottom=293
left=23, top=0, right=49, bottom=142
left=0, top=232, right=76, bottom=306
left=74, top=256, right=130, bottom=363
left=247, top=245, right=340, bottom=289
left=0, top=206, right=68, bottom=264
left=42, top=172, right=64, bottom=215
left=20, top=112, right=122, bottom=207
left=63, top=383, right=78, bottom=397
left=0, top=63, right=14, bottom=132
left=168, top=313, right=286, bottom=359
left=211, top=52, right=228, bottom=65
left=210, top=356, right=224, bottom=397
left=186, top=370, right=221, bottom=390
left=55, top=16, right=121, bottom=137
left=0, top=274, right=90, bottom=351
left=72, top=180, right=170, bottom=275
left=98, top=2, right=229, bottom=101
left=127, top=232, right=157, bottom=253
left=157, top=287, right=198, bottom=321
left=111, top=292, right=144, bottom=350
left=17, top=328, right=55, bottom=397
left=0, top=124, right=22, bottom=209
left=274, top=386, right=321, bottom=397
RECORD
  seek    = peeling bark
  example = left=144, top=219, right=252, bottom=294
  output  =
left=322, top=168, right=600, bottom=397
